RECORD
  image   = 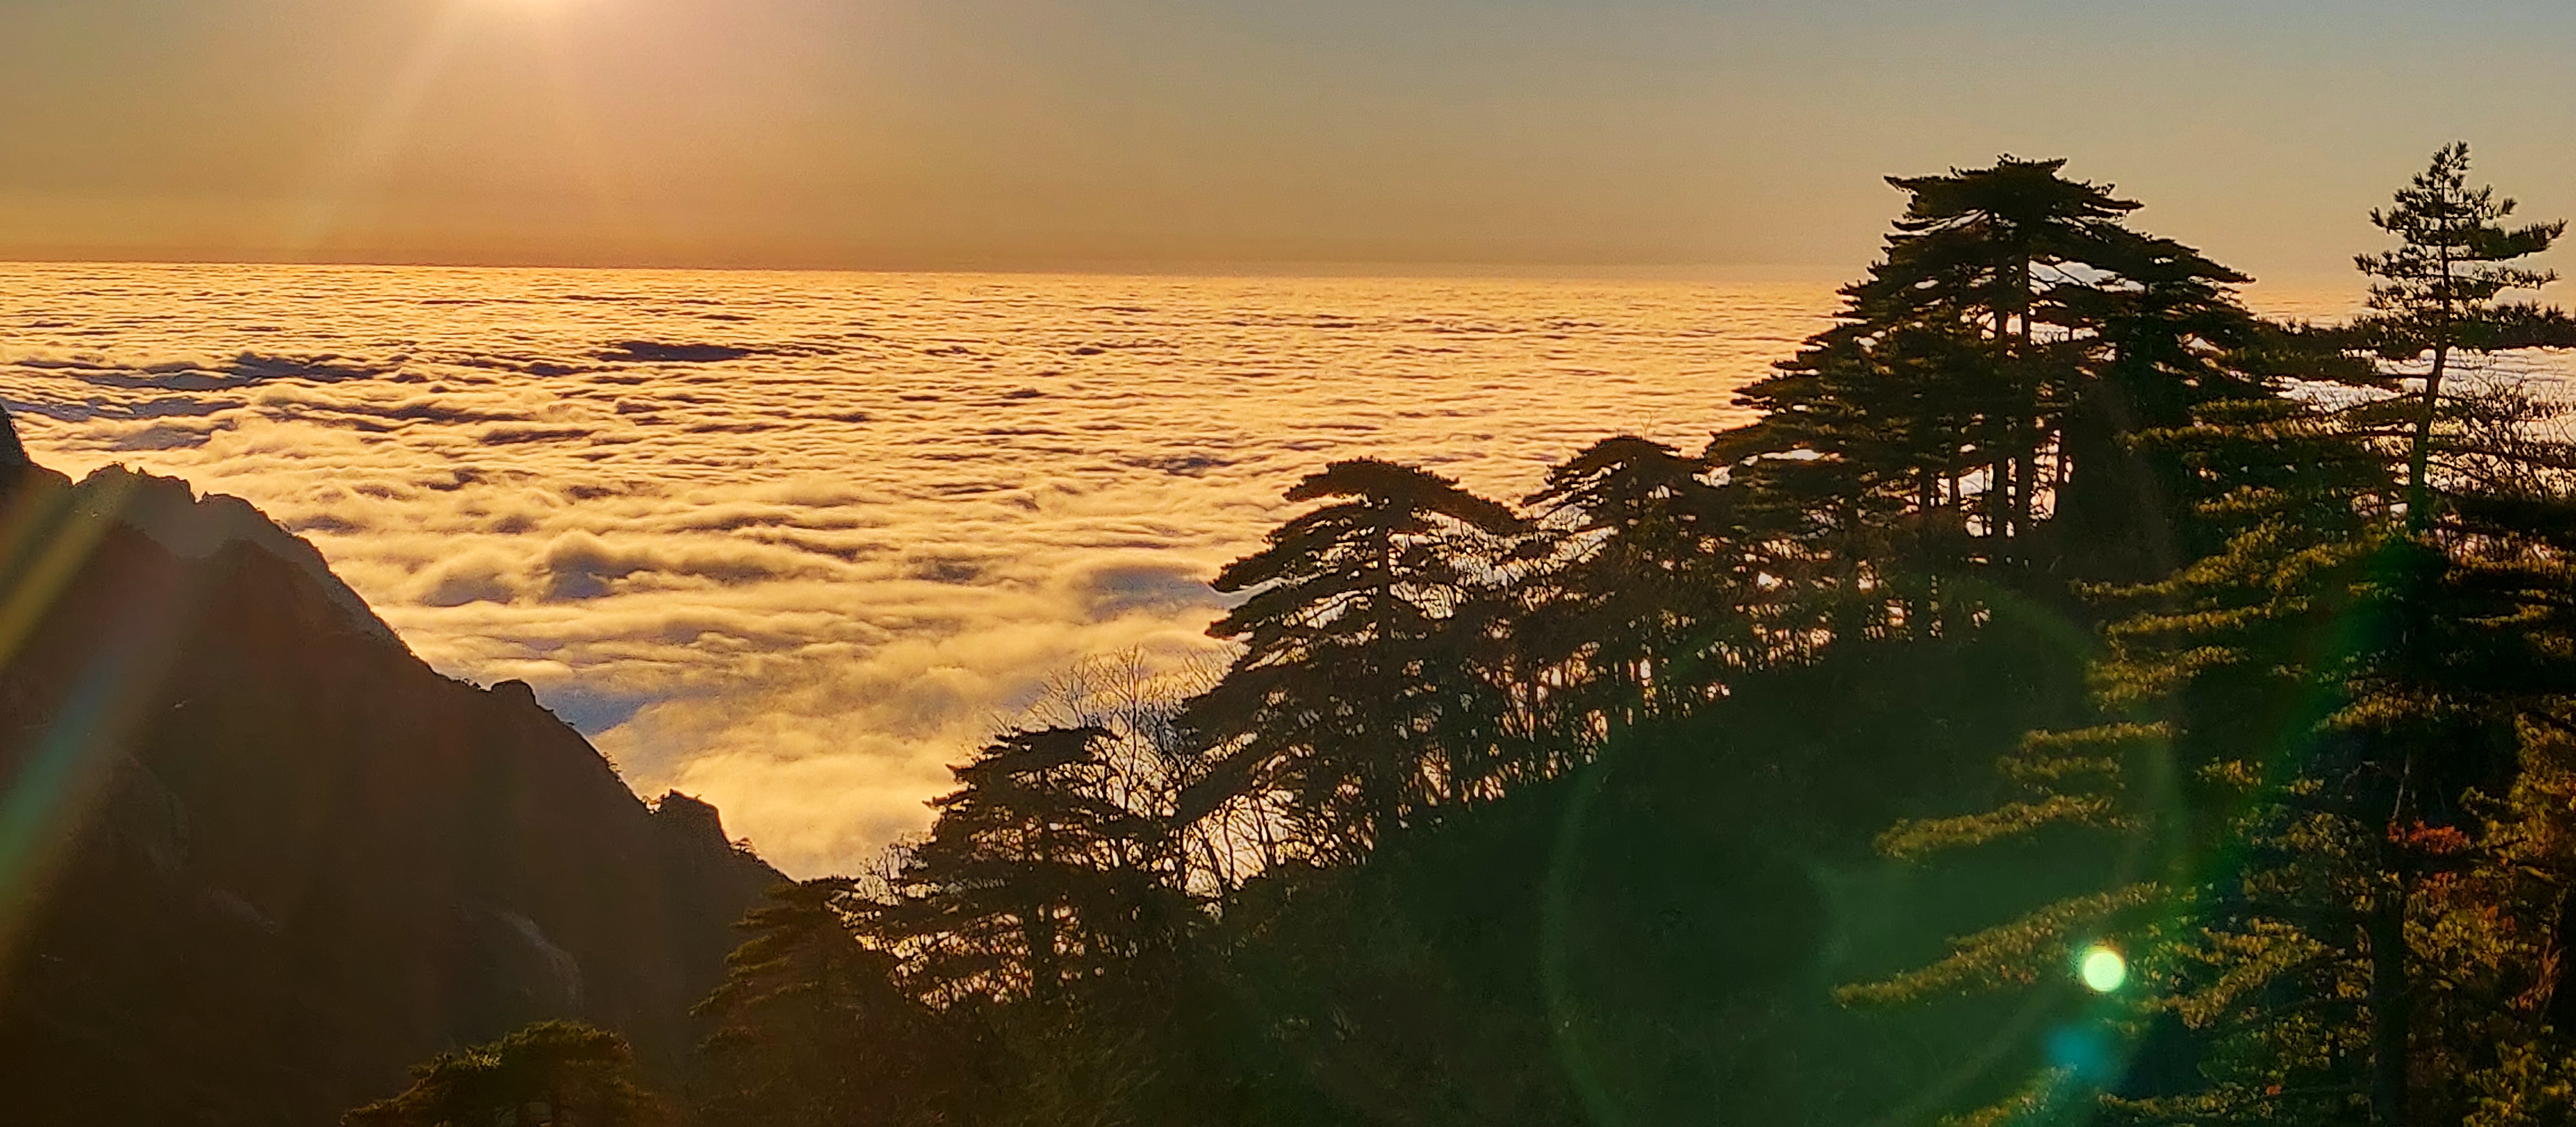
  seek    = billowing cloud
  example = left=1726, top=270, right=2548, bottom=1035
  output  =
left=6, top=263, right=2494, bottom=875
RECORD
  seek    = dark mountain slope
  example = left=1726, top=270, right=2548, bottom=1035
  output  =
left=0, top=451, right=782, bottom=1125
left=1207, top=625, right=2111, bottom=1127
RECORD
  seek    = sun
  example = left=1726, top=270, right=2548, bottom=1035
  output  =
left=458, top=0, right=598, bottom=30
left=471, top=0, right=587, bottom=13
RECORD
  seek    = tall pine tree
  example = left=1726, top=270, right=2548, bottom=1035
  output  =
left=864, top=727, right=1188, bottom=1005
left=1517, top=435, right=1748, bottom=736
left=1720, top=155, right=2282, bottom=607
left=1178, top=460, right=1525, bottom=863
left=2354, top=142, right=2565, bottom=525
left=693, top=881, right=948, bottom=1127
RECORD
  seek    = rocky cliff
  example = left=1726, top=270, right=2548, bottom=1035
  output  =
left=0, top=441, right=783, bottom=1124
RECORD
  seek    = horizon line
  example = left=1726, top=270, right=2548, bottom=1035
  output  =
left=0, top=249, right=1855, bottom=282
left=0, top=252, right=2386, bottom=290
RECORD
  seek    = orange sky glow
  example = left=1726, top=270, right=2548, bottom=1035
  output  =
left=2, top=0, right=2571, bottom=278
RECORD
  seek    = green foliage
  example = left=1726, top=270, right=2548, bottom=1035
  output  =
left=344, top=1021, right=661, bottom=1127
left=1855, top=382, right=2576, bottom=1125
left=1833, top=144, right=2576, bottom=1127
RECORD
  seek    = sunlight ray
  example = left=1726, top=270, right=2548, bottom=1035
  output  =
left=283, top=1, right=484, bottom=256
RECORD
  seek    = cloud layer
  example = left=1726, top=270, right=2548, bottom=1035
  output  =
left=2, top=264, right=2493, bottom=875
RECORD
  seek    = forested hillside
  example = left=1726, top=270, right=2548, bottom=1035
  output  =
left=558, top=145, right=2573, bottom=1127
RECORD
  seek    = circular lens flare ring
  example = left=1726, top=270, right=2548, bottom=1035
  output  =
left=2079, top=945, right=2128, bottom=993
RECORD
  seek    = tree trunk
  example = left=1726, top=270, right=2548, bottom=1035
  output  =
left=2406, top=338, right=2448, bottom=531
left=1983, top=458, right=2008, bottom=556
left=1028, top=812, right=1062, bottom=999
left=2366, top=893, right=2410, bottom=1126
left=1023, top=908, right=1060, bottom=1001
left=1370, top=511, right=1399, bottom=839
left=2014, top=440, right=2036, bottom=549
left=2011, top=246, right=2038, bottom=558
left=2408, top=246, right=2457, bottom=532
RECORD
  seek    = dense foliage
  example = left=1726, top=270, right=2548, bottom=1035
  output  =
left=345, top=1021, right=662, bottom=1127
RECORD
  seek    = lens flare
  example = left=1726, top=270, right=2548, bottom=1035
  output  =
left=2079, top=945, right=2127, bottom=993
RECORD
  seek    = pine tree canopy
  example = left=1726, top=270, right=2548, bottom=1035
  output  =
left=343, top=1022, right=660, bottom=1127
left=2357, top=142, right=2565, bottom=342
left=1718, top=155, right=2302, bottom=589
left=866, top=727, right=1189, bottom=1006
left=1516, top=436, right=1748, bottom=728
left=1180, top=458, right=1527, bottom=860
left=1869, top=155, right=2143, bottom=335
left=2353, top=142, right=2567, bottom=525
left=693, top=881, right=944, bottom=1127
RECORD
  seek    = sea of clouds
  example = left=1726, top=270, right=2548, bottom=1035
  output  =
left=0, top=264, right=1855, bottom=874
left=9, top=264, right=2549, bottom=875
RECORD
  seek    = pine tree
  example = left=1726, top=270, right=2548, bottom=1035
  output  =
left=1719, top=156, right=2282, bottom=598
left=2049, top=234, right=2291, bottom=577
left=1717, top=317, right=2006, bottom=646
left=1517, top=435, right=1748, bottom=736
left=692, top=881, right=946, bottom=1127
left=1836, top=155, right=2139, bottom=555
left=853, top=727, right=1234, bottom=1127
left=1177, top=459, right=1526, bottom=863
left=865, top=727, right=1189, bottom=1006
left=2354, top=142, right=2565, bottom=525
left=1839, top=150, right=2576, bottom=1124
left=344, top=1021, right=661, bottom=1127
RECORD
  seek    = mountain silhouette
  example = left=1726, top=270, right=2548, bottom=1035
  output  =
left=0, top=435, right=783, bottom=1124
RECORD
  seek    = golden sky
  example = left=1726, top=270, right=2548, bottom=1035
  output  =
left=3, top=0, right=2572, bottom=276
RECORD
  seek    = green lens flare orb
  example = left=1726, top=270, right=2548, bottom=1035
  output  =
left=2080, top=946, right=2127, bottom=993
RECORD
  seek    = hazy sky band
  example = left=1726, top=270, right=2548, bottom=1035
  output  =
left=2, top=0, right=2571, bottom=275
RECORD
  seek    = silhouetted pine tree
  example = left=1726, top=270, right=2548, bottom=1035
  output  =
left=1718, top=156, right=2288, bottom=608
left=865, top=727, right=1189, bottom=1005
left=1178, top=458, right=1526, bottom=864
left=692, top=881, right=946, bottom=1127
left=1813, top=158, right=2137, bottom=549
left=1715, top=318, right=2001, bottom=643
left=1517, top=435, right=1748, bottom=737
left=854, top=726, right=1246, bottom=1127
left=344, top=1021, right=661, bottom=1127
left=2354, top=141, right=2566, bottom=525
left=2049, top=233, right=2301, bottom=578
